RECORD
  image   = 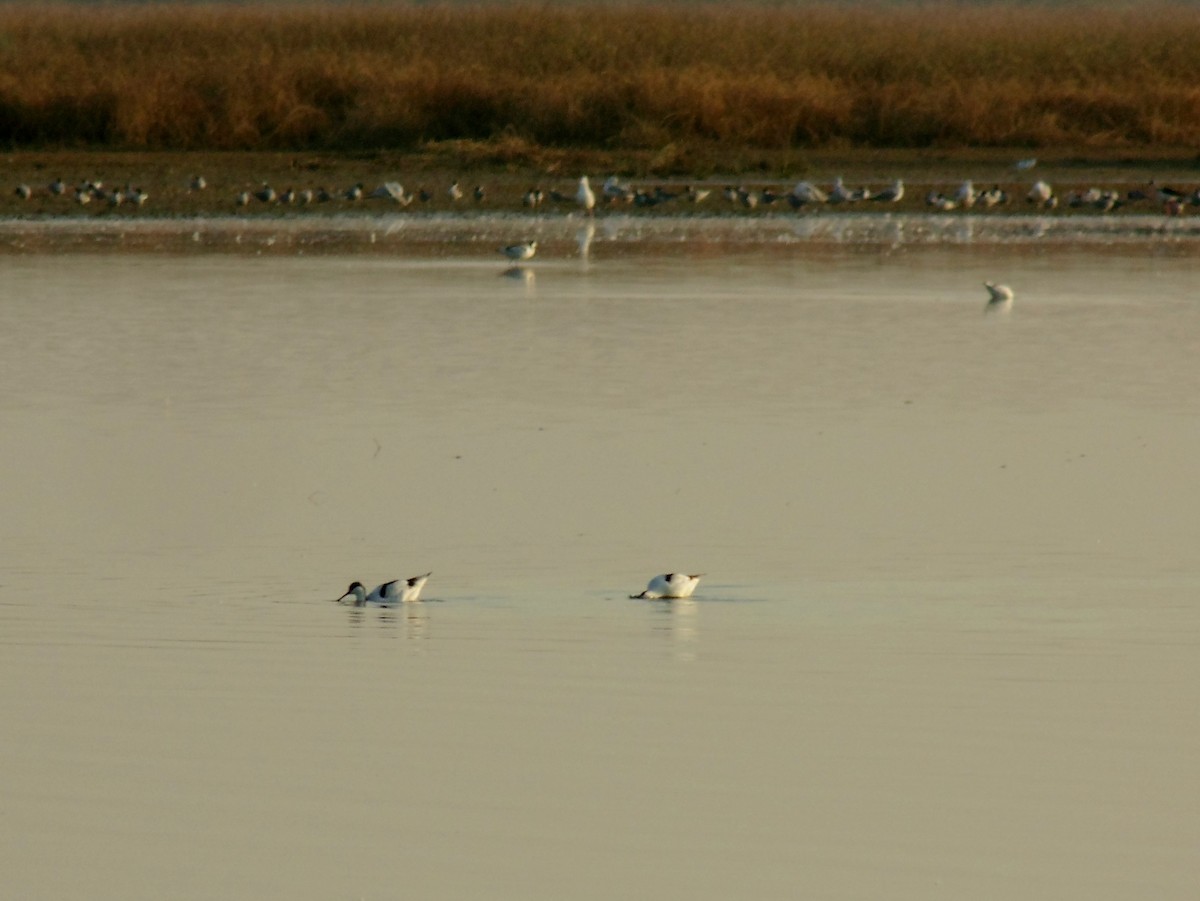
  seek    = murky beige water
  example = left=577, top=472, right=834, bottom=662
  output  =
left=2, top=246, right=1198, bottom=899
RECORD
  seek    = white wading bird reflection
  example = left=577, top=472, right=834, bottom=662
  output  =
left=630, top=573, right=703, bottom=600
left=336, top=574, right=432, bottom=606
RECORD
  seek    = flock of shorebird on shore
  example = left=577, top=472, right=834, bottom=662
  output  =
left=334, top=572, right=703, bottom=607
left=11, top=166, right=1200, bottom=216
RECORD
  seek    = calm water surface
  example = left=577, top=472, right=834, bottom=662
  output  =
left=2, top=246, right=1198, bottom=899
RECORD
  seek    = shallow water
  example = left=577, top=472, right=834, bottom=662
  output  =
left=2, top=245, right=1198, bottom=899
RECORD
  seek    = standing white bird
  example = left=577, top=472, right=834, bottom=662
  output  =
left=501, top=240, right=537, bottom=261
left=630, top=573, right=703, bottom=600
left=576, top=176, right=596, bottom=214
left=954, top=179, right=976, bottom=208
left=984, top=282, right=1014, bottom=310
left=1027, top=180, right=1054, bottom=208
left=828, top=176, right=853, bottom=204
left=336, top=573, right=432, bottom=606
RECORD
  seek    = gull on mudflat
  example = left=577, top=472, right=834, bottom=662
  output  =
left=630, top=573, right=703, bottom=600
left=926, top=191, right=956, bottom=211
left=791, top=180, right=828, bottom=205
left=603, top=175, right=633, bottom=203
left=501, top=240, right=537, bottom=262
left=871, top=179, right=904, bottom=202
left=978, top=185, right=1008, bottom=208
left=371, top=182, right=409, bottom=203
left=828, top=177, right=854, bottom=204
left=576, top=176, right=596, bottom=214
left=1027, top=180, right=1054, bottom=208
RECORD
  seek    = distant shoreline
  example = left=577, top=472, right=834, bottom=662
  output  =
left=3, top=148, right=1199, bottom=221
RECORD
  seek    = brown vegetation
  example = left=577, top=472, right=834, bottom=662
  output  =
left=2, top=3, right=1200, bottom=154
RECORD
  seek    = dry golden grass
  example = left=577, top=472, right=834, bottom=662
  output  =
left=2, top=3, right=1200, bottom=153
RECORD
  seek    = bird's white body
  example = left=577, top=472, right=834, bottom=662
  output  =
left=371, top=182, right=410, bottom=204
left=828, top=176, right=853, bottom=204
left=631, top=573, right=702, bottom=600
left=984, top=281, right=1014, bottom=309
left=1027, top=180, right=1053, bottom=206
left=792, top=180, right=828, bottom=204
left=337, top=573, right=432, bottom=607
left=576, top=176, right=596, bottom=213
left=501, top=240, right=537, bottom=261
left=872, top=179, right=904, bottom=202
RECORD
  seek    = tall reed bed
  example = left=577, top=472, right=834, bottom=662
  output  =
left=2, top=3, right=1200, bottom=151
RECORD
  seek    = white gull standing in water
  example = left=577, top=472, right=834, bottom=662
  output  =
left=630, top=573, right=703, bottom=600
left=576, top=176, right=596, bottom=214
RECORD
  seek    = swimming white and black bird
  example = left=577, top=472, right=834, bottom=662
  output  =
left=336, top=573, right=432, bottom=606
left=235, top=190, right=251, bottom=206
left=630, top=573, right=703, bottom=600
left=984, top=282, right=1014, bottom=308
left=190, top=175, right=207, bottom=191
left=501, top=240, right=537, bottom=261
left=344, top=183, right=364, bottom=201
left=1015, top=157, right=1038, bottom=171
left=254, top=183, right=277, bottom=204
left=447, top=181, right=463, bottom=201
left=576, top=175, right=596, bottom=214
left=48, top=177, right=65, bottom=195
left=14, top=184, right=32, bottom=199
